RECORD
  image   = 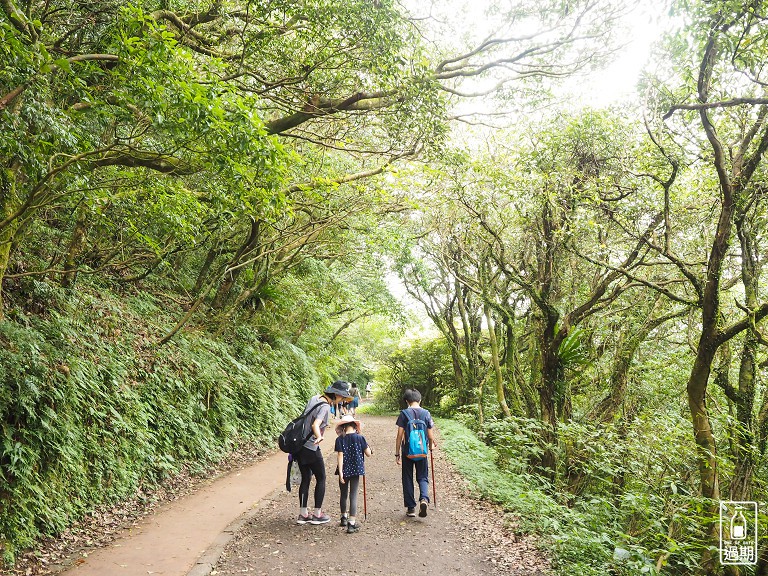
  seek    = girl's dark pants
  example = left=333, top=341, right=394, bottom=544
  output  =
left=339, top=475, right=361, bottom=517
left=401, top=456, right=429, bottom=508
left=297, top=447, right=326, bottom=509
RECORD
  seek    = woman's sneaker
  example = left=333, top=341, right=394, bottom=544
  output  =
left=419, top=500, right=428, bottom=517
left=309, top=511, right=330, bottom=524
left=406, top=507, right=416, bottom=517
left=340, top=515, right=348, bottom=527
left=346, top=522, right=360, bottom=534
left=296, top=513, right=311, bottom=525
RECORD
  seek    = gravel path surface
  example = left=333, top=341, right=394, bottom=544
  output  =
left=211, top=415, right=550, bottom=576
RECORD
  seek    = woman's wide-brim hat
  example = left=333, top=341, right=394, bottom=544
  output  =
left=325, top=380, right=352, bottom=399
left=335, top=414, right=362, bottom=435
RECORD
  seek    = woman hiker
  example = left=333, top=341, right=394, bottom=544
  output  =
left=296, top=380, right=353, bottom=525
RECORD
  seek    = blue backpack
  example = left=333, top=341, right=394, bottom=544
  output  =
left=403, top=407, right=428, bottom=461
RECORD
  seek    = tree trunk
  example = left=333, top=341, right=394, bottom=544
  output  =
left=729, top=216, right=759, bottom=500
left=0, top=231, right=11, bottom=319
left=442, top=305, right=470, bottom=406
left=0, top=167, right=15, bottom=319
left=758, top=393, right=768, bottom=456
left=484, top=303, right=511, bottom=418
left=729, top=333, right=757, bottom=501
left=538, top=318, right=560, bottom=482
left=503, top=316, right=537, bottom=417
left=687, top=345, right=720, bottom=499
left=61, top=208, right=89, bottom=287
left=527, top=325, right=542, bottom=419
left=455, top=282, right=481, bottom=407
left=194, top=245, right=221, bottom=294
left=687, top=341, right=720, bottom=575
left=588, top=304, right=678, bottom=423
left=588, top=338, right=631, bottom=423
left=211, top=219, right=261, bottom=309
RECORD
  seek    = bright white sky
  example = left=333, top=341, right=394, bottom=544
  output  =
left=570, top=4, right=667, bottom=107
left=404, top=0, right=671, bottom=110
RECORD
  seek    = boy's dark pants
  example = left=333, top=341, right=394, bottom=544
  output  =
left=401, top=456, right=429, bottom=508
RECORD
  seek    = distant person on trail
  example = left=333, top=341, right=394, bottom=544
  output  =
left=349, top=383, right=361, bottom=416
left=366, top=382, right=373, bottom=398
left=296, top=380, right=353, bottom=525
left=395, top=388, right=436, bottom=518
left=334, top=414, right=373, bottom=533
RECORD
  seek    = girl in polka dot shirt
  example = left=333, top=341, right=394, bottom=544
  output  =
left=334, top=415, right=373, bottom=533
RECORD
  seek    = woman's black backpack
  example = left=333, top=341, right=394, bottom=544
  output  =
left=278, top=401, right=324, bottom=455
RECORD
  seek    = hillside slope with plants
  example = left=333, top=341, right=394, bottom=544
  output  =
left=1, top=275, right=320, bottom=562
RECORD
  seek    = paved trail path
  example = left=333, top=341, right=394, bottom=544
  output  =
left=55, top=414, right=548, bottom=576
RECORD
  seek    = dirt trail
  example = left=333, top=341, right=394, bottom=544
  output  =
left=209, top=415, right=549, bottom=576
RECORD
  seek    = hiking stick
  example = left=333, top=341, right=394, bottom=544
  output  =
left=362, top=474, right=368, bottom=520
left=430, top=449, right=437, bottom=509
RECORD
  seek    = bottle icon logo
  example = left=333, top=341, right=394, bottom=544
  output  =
left=720, top=501, right=758, bottom=565
left=730, top=507, right=746, bottom=540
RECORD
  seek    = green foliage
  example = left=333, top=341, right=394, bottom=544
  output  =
left=354, top=403, right=394, bottom=417
left=0, top=284, right=317, bottom=564
left=440, top=417, right=729, bottom=575
left=381, top=337, right=455, bottom=411
left=557, top=327, right=591, bottom=369
left=439, top=418, right=614, bottom=574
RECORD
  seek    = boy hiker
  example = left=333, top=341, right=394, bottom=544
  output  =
left=334, top=414, right=373, bottom=533
left=395, top=388, right=436, bottom=518
left=296, top=380, right=352, bottom=525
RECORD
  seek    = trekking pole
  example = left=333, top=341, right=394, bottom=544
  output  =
left=362, top=474, right=368, bottom=520
left=430, top=449, right=437, bottom=509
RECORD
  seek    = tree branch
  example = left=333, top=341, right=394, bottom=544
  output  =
left=1, top=0, right=36, bottom=40
left=0, top=54, right=120, bottom=111
left=717, top=301, right=768, bottom=346
left=284, top=149, right=414, bottom=194
left=664, top=97, right=768, bottom=119
left=89, top=151, right=196, bottom=174
left=264, top=91, right=395, bottom=134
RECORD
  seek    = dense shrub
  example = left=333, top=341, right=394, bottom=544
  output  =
left=0, top=286, right=317, bottom=564
left=457, top=414, right=729, bottom=574
left=381, top=337, right=455, bottom=411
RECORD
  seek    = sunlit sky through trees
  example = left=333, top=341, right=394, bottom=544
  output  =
left=388, top=0, right=675, bottom=331
left=403, top=0, right=672, bottom=117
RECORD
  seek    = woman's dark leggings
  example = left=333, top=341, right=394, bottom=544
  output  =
left=298, top=448, right=326, bottom=509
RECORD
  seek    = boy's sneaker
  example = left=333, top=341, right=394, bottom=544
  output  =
left=296, top=513, right=311, bottom=525
left=346, top=522, right=360, bottom=534
left=340, top=515, right=348, bottom=527
left=309, top=511, right=330, bottom=524
left=419, top=500, right=428, bottom=518
left=406, top=507, right=416, bottom=517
